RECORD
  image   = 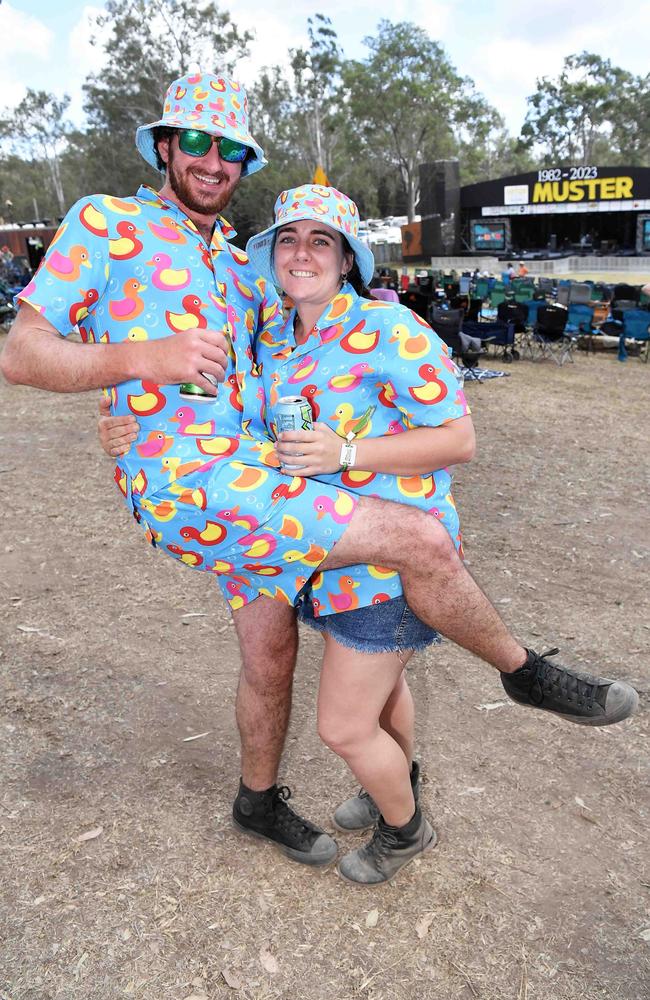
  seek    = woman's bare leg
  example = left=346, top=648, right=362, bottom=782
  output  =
left=379, top=664, right=415, bottom=764
left=319, top=496, right=526, bottom=673
left=317, top=636, right=415, bottom=827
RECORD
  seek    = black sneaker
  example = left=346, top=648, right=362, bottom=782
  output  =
left=501, top=648, right=639, bottom=726
left=333, top=760, right=420, bottom=832
left=232, top=782, right=337, bottom=867
left=337, top=807, right=437, bottom=885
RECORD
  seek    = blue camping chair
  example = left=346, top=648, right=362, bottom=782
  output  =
left=461, top=319, right=515, bottom=362
left=618, top=309, right=650, bottom=362
left=566, top=304, right=597, bottom=354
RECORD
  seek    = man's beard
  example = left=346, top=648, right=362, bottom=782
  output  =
left=167, top=146, right=238, bottom=216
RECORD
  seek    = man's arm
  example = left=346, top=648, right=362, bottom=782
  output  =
left=1, top=303, right=229, bottom=394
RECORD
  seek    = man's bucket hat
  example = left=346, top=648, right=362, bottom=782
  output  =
left=246, top=185, right=375, bottom=286
left=135, top=72, right=266, bottom=178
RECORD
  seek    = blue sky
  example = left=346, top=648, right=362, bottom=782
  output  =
left=6, top=0, right=650, bottom=134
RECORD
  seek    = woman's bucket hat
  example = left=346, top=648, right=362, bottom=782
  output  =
left=135, top=72, right=266, bottom=178
left=246, top=185, right=375, bottom=286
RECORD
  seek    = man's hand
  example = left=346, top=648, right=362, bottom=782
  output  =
left=135, top=328, right=229, bottom=395
left=98, top=396, right=139, bottom=457
left=276, top=423, right=343, bottom=476
left=1, top=306, right=229, bottom=395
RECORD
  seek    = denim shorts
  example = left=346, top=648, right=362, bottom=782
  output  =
left=296, top=593, right=441, bottom=654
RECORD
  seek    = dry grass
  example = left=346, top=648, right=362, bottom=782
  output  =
left=0, top=347, right=648, bottom=999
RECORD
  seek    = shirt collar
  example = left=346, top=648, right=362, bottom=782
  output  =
left=268, top=281, right=359, bottom=357
left=135, top=184, right=237, bottom=243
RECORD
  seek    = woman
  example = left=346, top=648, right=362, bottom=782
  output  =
left=100, top=184, right=475, bottom=885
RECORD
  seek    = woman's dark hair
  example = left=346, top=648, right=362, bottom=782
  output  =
left=151, top=126, right=176, bottom=171
left=342, top=237, right=373, bottom=298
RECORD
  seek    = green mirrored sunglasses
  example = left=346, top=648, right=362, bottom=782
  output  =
left=177, top=129, right=249, bottom=163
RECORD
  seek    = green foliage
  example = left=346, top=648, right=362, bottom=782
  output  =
left=0, top=155, right=58, bottom=223
left=521, top=53, right=632, bottom=164
left=0, top=90, right=72, bottom=215
left=611, top=75, right=650, bottom=165
left=4, top=12, right=649, bottom=237
left=341, top=21, right=494, bottom=220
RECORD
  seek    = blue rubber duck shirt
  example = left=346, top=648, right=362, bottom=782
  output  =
left=256, top=283, right=470, bottom=617
left=18, top=187, right=360, bottom=611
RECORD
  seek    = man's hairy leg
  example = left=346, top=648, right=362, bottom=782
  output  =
left=231, top=597, right=299, bottom=790
left=319, top=497, right=526, bottom=673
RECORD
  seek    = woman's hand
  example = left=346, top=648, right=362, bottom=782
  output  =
left=276, top=422, right=344, bottom=476
left=98, top=396, right=140, bottom=457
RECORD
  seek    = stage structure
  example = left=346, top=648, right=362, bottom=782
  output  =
left=405, top=162, right=650, bottom=261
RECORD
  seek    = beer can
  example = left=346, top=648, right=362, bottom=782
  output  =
left=275, top=395, right=313, bottom=470
left=179, top=373, right=219, bottom=402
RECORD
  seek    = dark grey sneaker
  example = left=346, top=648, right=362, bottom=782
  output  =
left=333, top=761, right=420, bottom=832
left=501, top=648, right=639, bottom=726
left=337, top=807, right=437, bottom=885
left=232, top=782, right=337, bottom=867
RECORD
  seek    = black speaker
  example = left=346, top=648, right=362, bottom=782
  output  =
left=419, top=161, right=460, bottom=218
left=421, top=215, right=442, bottom=256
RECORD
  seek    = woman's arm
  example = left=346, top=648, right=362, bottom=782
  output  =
left=275, top=415, right=475, bottom=478
left=98, top=396, right=140, bottom=457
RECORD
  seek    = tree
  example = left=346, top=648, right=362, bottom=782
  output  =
left=289, top=14, right=342, bottom=179
left=341, top=21, right=498, bottom=221
left=520, top=53, right=630, bottom=165
left=610, top=73, right=650, bottom=165
left=81, top=0, right=252, bottom=195
left=0, top=90, right=72, bottom=216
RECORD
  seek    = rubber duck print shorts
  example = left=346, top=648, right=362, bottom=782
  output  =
left=130, top=459, right=360, bottom=613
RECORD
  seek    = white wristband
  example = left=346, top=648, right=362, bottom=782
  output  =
left=340, top=441, right=357, bottom=469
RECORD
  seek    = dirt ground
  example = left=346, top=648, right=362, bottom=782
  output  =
left=0, top=345, right=648, bottom=1000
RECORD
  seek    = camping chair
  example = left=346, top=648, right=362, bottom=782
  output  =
left=513, top=283, right=534, bottom=304
left=569, top=282, right=592, bottom=305
left=613, top=283, right=639, bottom=306
left=431, top=306, right=463, bottom=328
left=496, top=301, right=526, bottom=360
left=490, top=281, right=507, bottom=307
left=532, top=305, right=574, bottom=365
left=461, top=319, right=514, bottom=363
left=556, top=282, right=570, bottom=306
left=475, top=278, right=489, bottom=300
left=464, top=297, right=482, bottom=322
left=537, top=277, right=554, bottom=297
left=612, top=300, right=637, bottom=315
left=621, top=309, right=650, bottom=361
left=566, top=304, right=596, bottom=353
left=430, top=307, right=481, bottom=379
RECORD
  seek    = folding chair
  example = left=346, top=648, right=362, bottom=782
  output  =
left=533, top=305, right=575, bottom=365
left=556, top=282, right=570, bottom=306
left=569, top=282, right=592, bottom=305
left=431, top=308, right=481, bottom=380
left=621, top=309, right=650, bottom=362
left=513, top=283, right=535, bottom=304
left=613, top=283, right=639, bottom=306
left=496, top=301, right=526, bottom=360
left=461, top=319, right=514, bottom=363
left=490, top=281, right=507, bottom=308
left=566, top=303, right=596, bottom=353
left=474, top=278, right=489, bottom=300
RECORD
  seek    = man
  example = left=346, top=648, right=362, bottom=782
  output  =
left=1, top=72, right=638, bottom=870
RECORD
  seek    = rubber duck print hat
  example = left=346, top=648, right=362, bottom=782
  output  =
left=246, top=185, right=375, bottom=286
left=135, top=72, right=266, bottom=178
